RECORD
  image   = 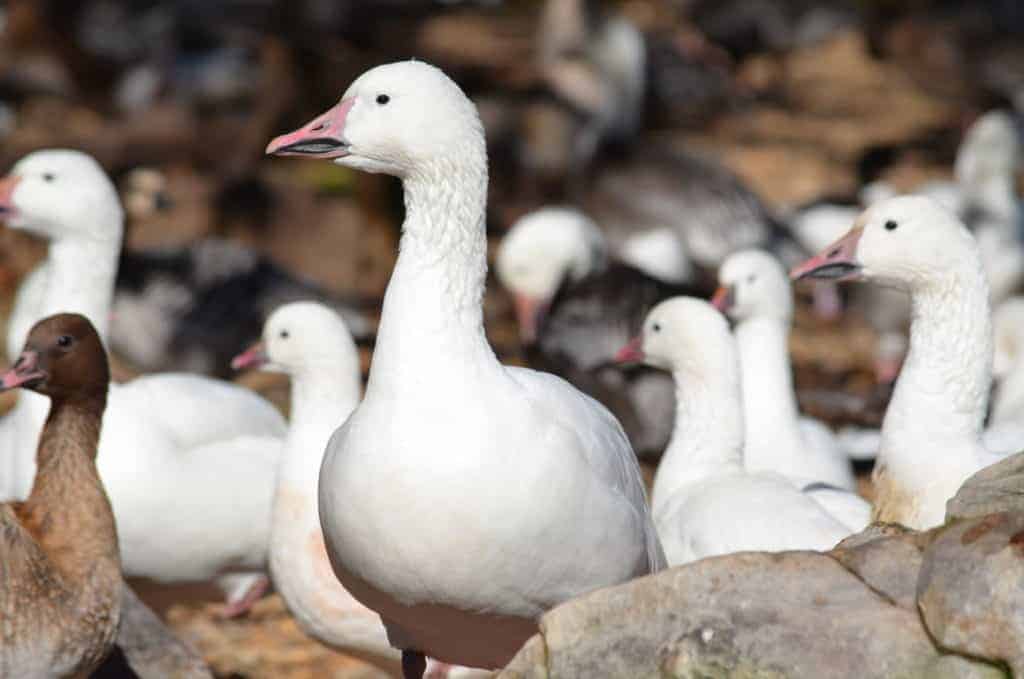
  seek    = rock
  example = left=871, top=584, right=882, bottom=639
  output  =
left=830, top=523, right=928, bottom=610
left=112, top=581, right=214, bottom=678
left=918, top=512, right=1024, bottom=678
left=499, top=552, right=1002, bottom=679
left=946, top=452, right=1024, bottom=522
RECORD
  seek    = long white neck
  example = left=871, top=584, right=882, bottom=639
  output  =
left=364, top=148, right=496, bottom=400
left=279, top=364, right=362, bottom=489
left=652, top=360, right=745, bottom=515
left=969, top=175, right=1018, bottom=223
left=40, top=232, right=121, bottom=350
left=734, top=316, right=804, bottom=464
left=881, top=255, right=992, bottom=467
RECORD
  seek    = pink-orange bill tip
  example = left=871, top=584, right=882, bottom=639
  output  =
left=614, top=337, right=644, bottom=364
left=789, top=227, right=865, bottom=282
left=231, top=344, right=268, bottom=371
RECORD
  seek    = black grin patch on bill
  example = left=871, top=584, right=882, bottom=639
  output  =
left=276, top=138, right=348, bottom=155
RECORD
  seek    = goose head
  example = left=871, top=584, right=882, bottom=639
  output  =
left=1, top=313, right=108, bottom=402
left=616, top=296, right=733, bottom=379
left=232, top=301, right=359, bottom=380
left=713, top=249, right=793, bottom=323
left=790, top=195, right=979, bottom=292
left=955, top=110, right=1020, bottom=198
left=495, top=207, right=607, bottom=344
left=267, top=60, right=483, bottom=179
left=0, top=150, right=122, bottom=241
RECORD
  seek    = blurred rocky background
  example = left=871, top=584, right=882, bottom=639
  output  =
left=1, top=0, right=1022, bottom=676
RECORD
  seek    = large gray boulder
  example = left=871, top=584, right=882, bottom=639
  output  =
left=946, top=452, right=1024, bottom=522
left=498, top=551, right=1002, bottom=679
left=918, top=511, right=1024, bottom=678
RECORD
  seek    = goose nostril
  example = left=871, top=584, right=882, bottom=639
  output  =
left=828, top=248, right=841, bottom=259
left=311, top=122, right=327, bottom=132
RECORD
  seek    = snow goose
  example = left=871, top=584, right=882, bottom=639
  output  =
left=614, top=297, right=852, bottom=566
left=0, top=313, right=121, bottom=677
left=537, top=0, right=646, bottom=174
left=713, top=249, right=856, bottom=490
left=0, top=149, right=285, bottom=615
left=233, top=301, right=489, bottom=679
left=992, top=296, right=1024, bottom=424
left=496, top=207, right=696, bottom=456
left=791, top=195, right=1020, bottom=529
left=266, top=60, right=665, bottom=676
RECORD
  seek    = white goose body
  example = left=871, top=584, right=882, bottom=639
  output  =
left=715, top=251, right=858, bottom=493
left=792, top=195, right=1016, bottom=530
left=627, top=298, right=851, bottom=566
left=267, top=61, right=663, bottom=671
left=0, top=150, right=283, bottom=602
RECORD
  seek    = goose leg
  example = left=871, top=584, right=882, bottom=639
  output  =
left=402, top=650, right=427, bottom=679
left=218, top=573, right=270, bottom=618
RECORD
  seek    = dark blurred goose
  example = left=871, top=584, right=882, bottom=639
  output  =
left=496, top=206, right=698, bottom=456
left=111, top=238, right=372, bottom=375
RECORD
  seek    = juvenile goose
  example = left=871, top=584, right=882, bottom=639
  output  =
left=267, top=60, right=665, bottom=676
left=0, top=313, right=121, bottom=677
left=233, top=302, right=489, bottom=679
left=0, top=149, right=285, bottom=615
left=496, top=207, right=693, bottom=456
left=713, top=250, right=856, bottom=490
left=791, top=195, right=1019, bottom=529
left=615, top=298, right=852, bottom=566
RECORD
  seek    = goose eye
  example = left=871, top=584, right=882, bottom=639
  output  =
left=42, top=172, right=55, bottom=182
left=652, top=322, right=661, bottom=333
left=376, top=94, right=390, bottom=105
left=884, top=220, right=898, bottom=231
left=747, top=274, right=756, bottom=284
left=279, top=330, right=290, bottom=340
left=57, top=335, right=72, bottom=348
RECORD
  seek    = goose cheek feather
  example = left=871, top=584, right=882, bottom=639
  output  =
left=789, top=227, right=865, bottom=282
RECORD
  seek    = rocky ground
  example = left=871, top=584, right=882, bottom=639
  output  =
left=500, top=454, right=1024, bottom=678
left=0, top=0, right=1021, bottom=676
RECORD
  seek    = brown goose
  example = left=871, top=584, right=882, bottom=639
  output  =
left=0, top=313, right=121, bottom=678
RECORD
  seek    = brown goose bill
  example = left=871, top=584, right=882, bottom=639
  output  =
left=789, top=227, right=865, bottom=282
left=266, top=98, right=356, bottom=158
left=0, top=350, right=45, bottom=390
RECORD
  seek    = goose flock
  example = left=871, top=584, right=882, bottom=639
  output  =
left=1, top=16, right=1024, bottom=679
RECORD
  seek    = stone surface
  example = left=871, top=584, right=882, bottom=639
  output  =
left=918, top=512, right=1024, bottom=678
left=831, top=523, right=928, bottom=610
left=114, top=581, right=213, bottom=679
left=498, top=551, right=1001, bottom=679
left=946, top=453, right=1024, bottom=522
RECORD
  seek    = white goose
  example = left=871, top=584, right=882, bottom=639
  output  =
left=266, top=61, right=665, bottom=677
left=615, top=297, right=852, bottom=566
left=791, top=195, right=1020, bottom=529
left=231, top=302, right=490, bottom=679
left=712, top=250, right=856, bottom=488
left=0, top=149, right=285, bottom=614
left=992, top=296, right=1024, bottom=424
